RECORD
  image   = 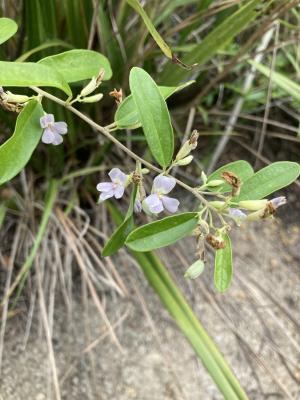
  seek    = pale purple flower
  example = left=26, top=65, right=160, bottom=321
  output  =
left=134, top=199, right=142, bottom=213
left=96, top=168, right=127, bottom=202
left=229, top=208, right=247, bottom=219
left=40, top=114, right=68, bottom=145
left=142, top=175, right=179, bottom=214
left=269, top=196, right=286, bottom=209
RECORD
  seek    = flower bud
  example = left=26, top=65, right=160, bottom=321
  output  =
left=4, top=91, right=30, bottom=103
left=206, top=179, right=224, bottom=188
left=246, top=209, right=265, bottom=221
left=175, top=141, right=192, bottom=160
left=209, top=201, right=226, bottom=209
left=174, top=155, right=193, bottom=166
left=80, top=93, right=103, bottom=103
left=238, top=199, right=267, bottom=211
left=80, top=77, right=97, bottom=97
left=201, top=171, right=207, bottom=184
left=184, top=260, right=205, bottom=279
left=80, top=68, right=105, bottom=97
left=141, top=168, right=150, bottom=174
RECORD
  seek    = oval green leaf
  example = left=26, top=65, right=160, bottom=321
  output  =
left=126, top=212, right=198, bottom=252
left=0, top=100, right=44, bottom=185
left=0, top=18, right=18, bottom=45
left=0, top=62, right=71, bottom=96
left=207, top=160, right=254, bottom=193
left=129, top=67, right=174, bottom=168
left=38, top=49, right=112, bottom=83
left=214, top=234, right=232, bottom=293
left=102, top=186, right=137, bottom=257
left=234, top=161, right=300, bottom=201
left=114, top=81, right=194, bottom=130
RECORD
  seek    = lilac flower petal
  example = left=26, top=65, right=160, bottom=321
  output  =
left=41, top=128, right=55, bottom=144
left=53, top=121, right=68, bottom=135
left=229, top=208, right=247, bottom=219
left=108, top=168, right=127, bottom=185
left=134, top=200, right=142, bottom=213
left=40, top=114, right=54, bottom=128
left=153, top=175, right=176, bottom=194
left=144, top=193, right=164, bottom=214
left=161, top=196, right=180, bottom=213
left=52, top=132, right=63, bottom=146
left=113, top=185, right=125, bottom=199
left=100, top=191, right=114, bottom=201
left=96, top=182, right=114, bottom=192
left=270, top=196, right=286, bottom=208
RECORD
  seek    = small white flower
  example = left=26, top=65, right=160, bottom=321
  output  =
left=40, top=114, right=68, bottom=145
left=142, top=175, right=179, bottom=214
left=96, top=168, right=127, bottom=202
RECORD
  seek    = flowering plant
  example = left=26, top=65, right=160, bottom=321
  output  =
left=0, top=7, right=300, bottom=399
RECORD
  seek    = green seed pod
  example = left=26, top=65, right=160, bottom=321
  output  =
left=184, top=260, right=205, bottom=279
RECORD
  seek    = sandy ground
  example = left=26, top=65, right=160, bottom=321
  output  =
left=0, top=207, right=300, bottom=400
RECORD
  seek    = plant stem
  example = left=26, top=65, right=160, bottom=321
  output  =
left=31, top=86, right=214, bottom=211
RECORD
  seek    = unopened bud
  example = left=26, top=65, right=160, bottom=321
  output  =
left=246, top=209, right=265, bottom=221
left=175, top=130, right=199, bottom=161
left=209, top=201, right=226, bottom=209
left=238, top=200, right=267, bottom=211
left=206, top=179, right=224, bottom=188
left=4, top=91, right=30, bottom=103
left=201, top=171, right=207, bottom=184
left=184, top=260, right=205, bottom=279
left=141, top=168, right=150, bottom=174
left=80, top=68, right=105, bottom=97
left=174, top=155, right=193, bottom=166
left=80, top=93, right=103, bottom=103
left=80, top=77, right=97, bottom=97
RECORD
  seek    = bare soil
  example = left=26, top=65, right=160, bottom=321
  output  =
left=0, top=209, right=300, bottom=400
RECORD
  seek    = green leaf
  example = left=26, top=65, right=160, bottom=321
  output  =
left=0, top=100, right=44, bottom=185
left=214, top=234, right=232, bottom=293
left=129, top=67, right=174, bottom=167
left=102, top=186, right=137, bottom=257
left=0, top=62, right=72, bottom=96
left=0, top=18, right=18, bottom=45
left=234, top=161, right=300, bottom=201
left=249, top=60, right=300, bottom=102
left=38, top=49, right=112, bottom=83
left=161, top=0, right=260, bottom=84
left=126, top=0, right=173, bottom=59
left=126, top=212, right=198, bottom=252
left=207, top=160, right=254, bottom=193
left=114, top=81, right=194, bottom=129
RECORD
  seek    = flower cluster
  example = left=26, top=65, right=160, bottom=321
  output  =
left=96, top=168, right=180, bottom=215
